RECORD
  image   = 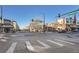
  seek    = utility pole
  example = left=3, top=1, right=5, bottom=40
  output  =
left=43, top=13, right=45, bottom=33
left=0, top=6, right=4, bottom=33
left=0, top=6, right=3, bottom=24
left=0, top=6, right=3, bottom=32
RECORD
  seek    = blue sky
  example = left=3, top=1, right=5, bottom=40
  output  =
left=0, top=5, right=79, bottom=29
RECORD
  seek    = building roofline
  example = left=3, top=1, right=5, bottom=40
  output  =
left=12, top=21, right=16, bottom=22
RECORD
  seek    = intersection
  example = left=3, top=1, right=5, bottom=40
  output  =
left=0, top=32, right=79, bottom=53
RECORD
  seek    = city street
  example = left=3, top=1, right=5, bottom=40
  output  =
left=0, top=32, right=79, bottom=53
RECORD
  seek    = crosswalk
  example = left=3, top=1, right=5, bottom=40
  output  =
left=4, top=39, right=77, bottom=53
left=47, top=40, right=64, bottom=47
left=37, top=40, right=51, bottom=48
left=25, top=41, right=35, bottom=51
left=0, top=36, right=9, bottom=42
left=6, top=42, right=17, bottom=53
left=0, top=39, right=7, bottom=42
left=55, top=39, right=75, bottom=45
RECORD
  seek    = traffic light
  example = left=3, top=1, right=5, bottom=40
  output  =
left=58, top=13, right=61, bottom=18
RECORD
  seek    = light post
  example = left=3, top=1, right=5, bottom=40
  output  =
left=43, top=13, right=45, bottom=33
left=0, top=6, right=4, bottom=33
left=0, top=6, right=3, bottom=24
left=43, top=13, right=45, bottom=32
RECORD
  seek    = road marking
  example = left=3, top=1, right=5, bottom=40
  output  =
left=47, top=40, right=64, bottom=47
left=0, top=37, right=9, bottom=39
left=37, top=40, right=51, bottom=48
left=11, top=35, right=16, bottom=37
left=0, top=34, right=5, bottom=38
left=3, top=37, right=9, bottom=39
left=11, top=35, right=18, bottom=37
left=6, top=42, right=17, bottom=53
left=25, top=41, right=35, bottom=51
left=0, top=39, right=7, bottom=42
left=56, top=39, right=75, bottom=45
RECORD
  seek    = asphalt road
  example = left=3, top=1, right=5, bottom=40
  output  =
left=0, top=32, right=79, bottom=53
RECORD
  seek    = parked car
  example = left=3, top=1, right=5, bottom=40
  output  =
left=58, top=30, right=66, bottom=33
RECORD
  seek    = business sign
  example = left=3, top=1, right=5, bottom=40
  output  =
left=76, top=21, right=79, bottom=25
left=66, top=17, right=73, bottom=24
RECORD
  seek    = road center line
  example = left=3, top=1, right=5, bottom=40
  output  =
left=25, top=41, right=35, bottom=51
left=47, top=40, right=64, bottom=47
left=6, top=42, right=17, bottom=53
left=56, top=39, right=75, bottom=45
left=37, top=40, right=51, bottom=48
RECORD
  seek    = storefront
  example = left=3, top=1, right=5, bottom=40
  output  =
left=2, top=24, right=13, bottom=33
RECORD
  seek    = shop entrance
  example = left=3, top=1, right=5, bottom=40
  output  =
left=4, top=28, right=10, bottom=33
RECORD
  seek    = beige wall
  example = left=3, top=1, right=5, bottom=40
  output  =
left=57, top=18, right=66, bottom=30
left=29, top=20, right=43, bottom=32
left=0, top=19, right=4, bottom=24
left=12, top=21, right=19, bottom=31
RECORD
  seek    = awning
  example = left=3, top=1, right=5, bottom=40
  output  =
left=1, top=25, right=13, bottom=28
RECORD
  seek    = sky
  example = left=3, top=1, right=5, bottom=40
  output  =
left=0, top=5, right=79, bottom=29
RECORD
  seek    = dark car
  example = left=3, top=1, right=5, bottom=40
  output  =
left=58, top=30, right=66, bottom=33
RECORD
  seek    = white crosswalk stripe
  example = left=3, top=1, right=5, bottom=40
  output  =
left=3, top=37, right=9, bottom=39
left=6, top=39, right=74, bottom=53
left=56, top=39, right=75, bottom=45
left=0, top=39, right=7, bottom=42
left=37, top=40, right=51, bottom=48
left=25, top=41, right=35, bottom=51
left=47, top=40, right=64, bottom=47
left=6, top=42, right=17, bottom=53
left=11, top=35, right=17, bottom=37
